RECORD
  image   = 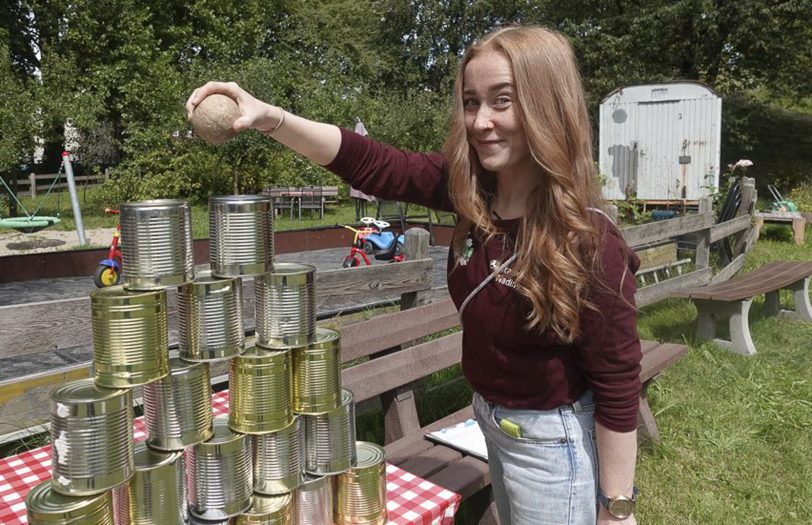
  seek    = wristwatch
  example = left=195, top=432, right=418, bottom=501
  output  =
left=598, top=486, right=639, bottom=519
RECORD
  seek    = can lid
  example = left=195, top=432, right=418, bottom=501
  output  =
left=120, top=199, right=188, bottom=209
left=269, top=262, right=316, bottom=276
left=26, top=479, right=110, bottom=521
left=133, top=441, right=183, bottom=471
left=243, top=492, right=292, bottom=516
left=234, top=345, right=288, bottom=364
left=168, top=355, right=205, bottom=375
left=354, top=441, right=386, bottom=468
left=50, top=378, right=130, bottom=409
left=309, top=327, right=339, bottom=349
left=181, top=271, right=239, bottom=294
left=198, top=417, right=248, bottom=451
left=209, top=194, right=270, bottom=204
left=90, top=285, right=165, bottom=304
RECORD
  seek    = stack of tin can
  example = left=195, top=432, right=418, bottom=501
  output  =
left=25, top=195, right=388, bottom=525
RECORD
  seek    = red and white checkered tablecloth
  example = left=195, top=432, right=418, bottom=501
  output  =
left=0, top=391, right=460, bottom=525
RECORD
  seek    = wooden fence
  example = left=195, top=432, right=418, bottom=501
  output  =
left=16, top=169, right=109, bottom=198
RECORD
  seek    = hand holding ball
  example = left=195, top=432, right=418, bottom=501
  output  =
left=190, top=94, right=241, bottom=145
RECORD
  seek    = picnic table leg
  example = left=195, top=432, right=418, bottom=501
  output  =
left=791, top=218, right=805, bottom=245
left=637, top=385, right=661, bottom=443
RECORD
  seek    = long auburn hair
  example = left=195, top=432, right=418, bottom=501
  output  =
left=445, top=26, right=604, bottom=343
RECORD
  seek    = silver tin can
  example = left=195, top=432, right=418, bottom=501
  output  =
left=178, top=271, right=245, bottom=362
left=254, top=263, right=316, bottom=349
left=113, top=442, right=186, bottom=525
left=252, top=416, right=304, bottom=495
left=26, top=480, right=114, bottom=525
left=292, top=328, right=341, bottom=415
left=50, top=379, right=134, bottom=496
left=209, top=195, right=273, bottom=277
left=143, top=356, right=213, bottom=450
left=334, top=441, right=387, bottom=525
left=234, top=493, right=293, bottom=525
left=187, top=417, right=254, bottom=520
left=91, top=286, right=169, bottom=388
left=293, top=474, right=333, bottom=525
left=120, top=199, right=194, bottom=290
left=305, top=388, right=357, bottom=475
left=229, top=347, right=293, bottom=434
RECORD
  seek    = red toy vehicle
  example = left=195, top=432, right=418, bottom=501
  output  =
left=341, top=217, right=404, bottom=268
left=93, top=208, right=122, bottom=287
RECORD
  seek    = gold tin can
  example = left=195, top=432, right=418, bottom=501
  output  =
left=292, top=328, right=341, bottom=415
left=113, top=442, right=186, bottom=525
left=305, top=388, right=357, bottom=475
left=178, top=272, right=245, bottom=362
left=120, top=199, right=194, bottom=290
left=26, top=480, right=114, bottom=525
left=293, top=474, right=333, bottom=525
left=188, top=515, right=230, bottom=525
left=334, top=441, right=387, bottom=525
left=234, top=493, right=293, bottom=525
left=187, top=417, right=253, bottom=520
left=254, top=262, right=316, bottom=349
left=143, top=357, right=213, bottom=450
left=252, top=416, right=305, bottom=495
left=50, top=379, right=133, bottom=496
left=91, top=286, right=169, bottom=388
left=209, top=195, right=273, bottom=277
left=229, top=347, right=293, bottom=434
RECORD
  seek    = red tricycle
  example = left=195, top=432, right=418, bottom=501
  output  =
left=341, top=217, right=405, bottom=268
left=93, top=208, right=122, bottom=288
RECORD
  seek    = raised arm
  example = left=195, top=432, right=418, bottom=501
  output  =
left=185, top=81, right=341, bottom=166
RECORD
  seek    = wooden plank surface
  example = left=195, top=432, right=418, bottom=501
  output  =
left=673, top=261, right=812, bottom=301
left=710, top=215, right=752, bottom=243
left=622, top=212, right=714, bottom=249
left=637, top=268, right=713, bottom=308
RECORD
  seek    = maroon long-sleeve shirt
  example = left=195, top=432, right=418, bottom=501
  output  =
left=327, top=128, right=642, bottom=432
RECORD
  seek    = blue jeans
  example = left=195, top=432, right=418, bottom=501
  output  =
left=472, top=390, right=599, bottom=525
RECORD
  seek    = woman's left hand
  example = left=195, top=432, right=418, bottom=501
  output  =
left=598, top=506, right=637, bottom=524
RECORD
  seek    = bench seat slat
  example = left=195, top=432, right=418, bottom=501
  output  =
left=673, top=261, right=812, bottom=301
left=397, top=446, right=463, bottom=480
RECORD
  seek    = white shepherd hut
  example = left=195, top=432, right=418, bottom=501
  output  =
left=599, top=82, right=721, bottom=202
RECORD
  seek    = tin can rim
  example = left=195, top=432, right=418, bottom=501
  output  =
left=209, top=194, right=270, bottom=204
left=132, top=441, right=184, bottom=471
left=90, top=285, right=165, bottom=302
left=50, top=378, right=130, bottom=405
left=26, top=480, right=110, bottom=519
left=121, top=198, right=188, bottom=208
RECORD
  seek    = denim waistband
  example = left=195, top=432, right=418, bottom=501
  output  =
left=562, top=390, right=594, bottom=415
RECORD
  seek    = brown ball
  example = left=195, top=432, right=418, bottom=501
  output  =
left=190, top=94, right=241, bottom=145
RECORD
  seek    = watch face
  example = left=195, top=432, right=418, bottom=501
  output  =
left=608, top=498, right=634, bottom=519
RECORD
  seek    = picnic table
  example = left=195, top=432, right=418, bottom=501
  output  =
left=0, top=390, right=461, bottom=525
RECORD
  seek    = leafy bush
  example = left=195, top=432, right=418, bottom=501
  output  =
left=787, top=182, right=812, bottom=212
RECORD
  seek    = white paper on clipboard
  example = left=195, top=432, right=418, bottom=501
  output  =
left=425, top=419, right=489, bottom=461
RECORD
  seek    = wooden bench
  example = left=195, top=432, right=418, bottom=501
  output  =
left=673, top=261, right=812, bottom=355
left=337, top=296, right=688, bottom=522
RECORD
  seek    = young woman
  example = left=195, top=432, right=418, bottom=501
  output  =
left=188, top=25, right=641, bottom=525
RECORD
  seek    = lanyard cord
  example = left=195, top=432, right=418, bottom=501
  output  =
left=457, top=207, right=610, bottom=324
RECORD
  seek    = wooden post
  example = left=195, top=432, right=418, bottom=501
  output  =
left=695, top=197, right=712, bottom=269
left=381, top=227, right=432, bottom=443
left=29, top=173, right=36, bottom=198
left=733, top=177, right=757, bottom=256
